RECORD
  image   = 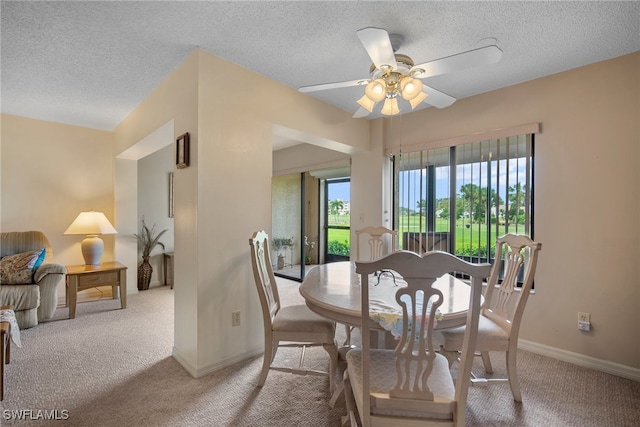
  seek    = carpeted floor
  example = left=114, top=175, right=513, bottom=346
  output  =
left=2, top=280, right=639, bottom=426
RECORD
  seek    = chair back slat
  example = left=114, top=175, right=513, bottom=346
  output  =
left=390, top=279, right=442, bottom=400
left=492, top=249, right=524, bottom=319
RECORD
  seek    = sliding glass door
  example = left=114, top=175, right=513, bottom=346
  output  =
left=271, top=172, right=320, bottom=281
left=271, top=169, right=349, bottom=278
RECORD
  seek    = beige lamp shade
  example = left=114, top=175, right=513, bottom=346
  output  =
left=409, top=91, right=428, bottom=109
left=380, top=97, right=400, bottom=115
left=357, top=94, right=376, bottom=112
left=64, top=211, right=117, bottom=265
left=400, top=77, right=423, bottom=101
left=364, top=79, right=386, bottom=102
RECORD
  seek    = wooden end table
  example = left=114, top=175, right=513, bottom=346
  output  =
left=65, top=262, right=128, bottom=319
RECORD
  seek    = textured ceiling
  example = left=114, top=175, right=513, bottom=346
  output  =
left=1, top=1, right=639, bottom=131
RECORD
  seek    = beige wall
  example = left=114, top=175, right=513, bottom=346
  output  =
left=273, top=143, right=350, bottom=176
left=0, top=114, right=116, bottom=300
left=384, top=52, right=640, bottom=370
left=351, top=119, right=389, bottom=239
left=114, top=51, right=201, bottom=372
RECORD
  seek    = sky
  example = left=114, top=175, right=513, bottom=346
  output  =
left=325, top=158, right=528, bottom=208
left=328, top=180, right=350, bottom=202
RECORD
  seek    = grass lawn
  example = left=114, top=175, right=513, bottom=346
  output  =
left=327, top=214, right=527, bottom=257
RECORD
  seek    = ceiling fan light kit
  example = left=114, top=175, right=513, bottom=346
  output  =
left=357, top=71, right=425, bottom=114
left=298, top=27, right=503, bottom=118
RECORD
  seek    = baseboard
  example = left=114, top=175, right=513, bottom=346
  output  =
left=140, top=281, right=165, bottom=291
left=519, top=339, right=640, bottom=382
left=171, top=347, right=198, bottom=377
left=172, top=344, right=264, bottom=378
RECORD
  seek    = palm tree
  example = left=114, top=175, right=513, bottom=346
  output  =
left=508, top=182, right=527, bottom=224
left=329, top=199, right=344, bottom=224
left=459, top=183, right=485, bottom=222
left=488, top=189, right=503, bottom=222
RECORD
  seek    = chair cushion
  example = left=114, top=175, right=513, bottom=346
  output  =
left=439, top=314, right=510, bottom=351
left=273, top=304, right=335, bottom=334
left=346, top=348, right=455, bottom=418
left=0, top=248, right=46, bottom=284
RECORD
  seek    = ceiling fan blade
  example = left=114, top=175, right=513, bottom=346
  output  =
left=421, top=86, right=456, bottom=109
left=298, top=78, right=366, bottom=93
left=352, top=107, right=370, bottom=118
left=412, top=45, right=503, bottom=79
left=356, top=27, right=397, bottom=71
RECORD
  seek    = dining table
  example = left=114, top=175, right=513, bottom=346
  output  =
left=300, top=260, right=479, bottom=333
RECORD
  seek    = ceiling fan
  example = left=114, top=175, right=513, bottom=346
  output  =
left=299, top=27, right=503, bottom=118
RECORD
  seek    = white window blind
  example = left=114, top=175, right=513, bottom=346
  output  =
left=393, top=130, right=535, bottom=269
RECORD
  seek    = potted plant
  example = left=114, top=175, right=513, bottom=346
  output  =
left=134, top=218, right=167, bottom=290
left=304, top=236, right=316, bottom=265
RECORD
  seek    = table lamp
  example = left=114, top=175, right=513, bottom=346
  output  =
left=64, top=211, right=117, bottom=265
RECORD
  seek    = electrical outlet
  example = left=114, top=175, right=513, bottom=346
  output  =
left=578, top=321, right=591, bottom=331
left=577, top=312, right=591, bottom=331
left=232, top=311, right=241, bottom=327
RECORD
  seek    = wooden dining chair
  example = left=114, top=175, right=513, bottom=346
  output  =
left=355, top=226, right=397, bottom=263
left=344, top=251, right=491, bottom=427
left=249, top=230, right=338, bottom=395
left=437, top=234, right=542, bottom=402
left=345, top=226, right=398, bottom=346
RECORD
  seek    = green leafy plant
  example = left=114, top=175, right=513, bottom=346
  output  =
left=134, top=218, right=167, bottom=259
left=328, top=240, right=350, bottom=256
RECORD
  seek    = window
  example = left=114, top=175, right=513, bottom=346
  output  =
left=393, top=133, right=534, bottom=269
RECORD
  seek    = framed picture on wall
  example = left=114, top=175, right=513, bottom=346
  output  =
left=176, top=132, right=190, bottom=169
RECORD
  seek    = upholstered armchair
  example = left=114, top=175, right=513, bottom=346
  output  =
left=0, top=231, right=67, bottom=329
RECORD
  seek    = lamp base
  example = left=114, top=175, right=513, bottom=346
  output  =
left=81, top=235, right=104, bottom=265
